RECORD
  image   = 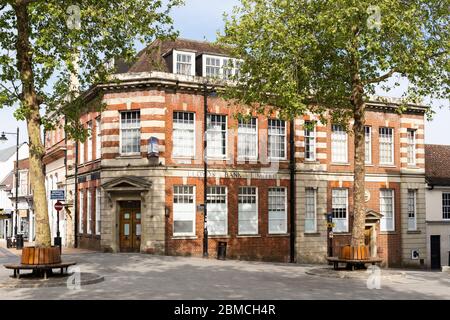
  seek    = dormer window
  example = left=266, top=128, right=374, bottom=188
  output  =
left=202, top=55, right=242, bottom=80
left=173, top=50, right=195, bottom=76
left=205, top=57, right=221, bottom=78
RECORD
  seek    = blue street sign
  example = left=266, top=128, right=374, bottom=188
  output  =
left=50, top=190, right=65, bottom=201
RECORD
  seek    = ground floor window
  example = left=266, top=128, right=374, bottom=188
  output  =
left=407, top=189, right=417, bottom=231
left=380, top=189, right=395, bottom=231
left=95, top=188, right=101, bottom=235
left=332, top=188, right=348, bottom=232
left=79, top=190, right=84, bottom=234
left=207, top=186, right=227, bottom=235
left=238, top=187, right=258, bottom=235
left=268, top=187, right=287, bottom=234
left=173, top=186, right=195, bottom=236
left=305, top=188, right=317, bottom=233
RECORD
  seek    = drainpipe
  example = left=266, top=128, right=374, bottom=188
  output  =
left=74, top=140, right=79, bottom=248
left=289, top=119, right=296, bottom=263
left=203, top=82, right=208, bottom=258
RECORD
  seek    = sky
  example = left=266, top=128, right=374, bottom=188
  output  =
left=0, top=0, right=448, bottom=149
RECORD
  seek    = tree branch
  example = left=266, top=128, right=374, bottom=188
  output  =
left=363, top=68, right=397, bottom=85
left=0, top=81, right=20, bottom=99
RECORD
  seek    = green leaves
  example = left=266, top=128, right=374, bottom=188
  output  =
left=0, top=0, right=182, bottom=137
left=218, top=0, right=449, bottom=120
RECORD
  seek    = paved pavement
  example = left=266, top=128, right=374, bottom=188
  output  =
left=0, top=251, right=449, bottom=300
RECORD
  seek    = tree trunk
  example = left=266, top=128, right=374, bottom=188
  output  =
left=350, top=80, right=366, bottom=247
left=14, top=1, right=51, bottom=247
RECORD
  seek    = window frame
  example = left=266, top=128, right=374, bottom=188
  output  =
left=379, top=127, right=394, bottom=165
left=238, top=186, right=258, bottom=235
left=365, top=126, right=372, bottom=164
left=331, top=124, right=348, bottom=163
left=443, top=193, right=450, bottom=220
left=173, top=111, right=196, bottom=159
left=95, top=188, right=101, bottom=235
left=380, top=189, right=395, bottom=231
left=87, top=189, right=92, bottom=234
left=268, top=187, right=287, bottom=234
left=79, top=190, right=84, bottom=234
left=332, top=188, right=349, bottom=233
left=206, top=186, right=228, bottom=236
left=173, top=185, right=196, bottom=237
left=304, top=188, right=317, bottom=233
left=268, top=119, right=287, bottom=161
left=173, top=50, right=196, bottom=76
left=207, top=114, right=228, bottom=159
left=87, top=121, right=93, bottom=162
left=237, top=117, right=258, bottom=160
left=304, top=121, right=316, bottom=161
left=407, top=129, right=416, bottom=166
left=95, top=117, right=101, bottom=160
left=119, top=110, right=141, bottom=156
left=407, top=189, right=417, bottom=231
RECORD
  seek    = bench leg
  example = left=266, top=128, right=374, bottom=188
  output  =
left=17, top=269, right=20, bottom=279
left=61, top=268, right=64, bottom=275
left=44, top=270, right=48, bottom=280
left=13, top=269, right=16, bottom=278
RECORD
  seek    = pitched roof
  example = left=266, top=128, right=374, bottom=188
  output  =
left=425, top=144, right=450, bottom=186
left=0, top=145, right=18, bottom=162
left=123, top=38, right=230, bottom=74
left=0, top=170, right=13, bottom=190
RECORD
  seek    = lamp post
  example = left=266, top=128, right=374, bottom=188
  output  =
left=0, top=127, right=23, bottom=249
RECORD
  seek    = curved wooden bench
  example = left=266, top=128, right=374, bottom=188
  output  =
left=326, top=257, right=382, bottom=271
left=4, top=262, right=77, bottom=279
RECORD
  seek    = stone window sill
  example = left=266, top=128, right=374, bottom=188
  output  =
left=208, top=235, right=230, bottom=239
left=407, top=230, right=421, bottom=234
left=236, top=234, right=261, bottom=238
left=267, top=233, right=290, bottom=237
left=171, top=236, right=198, bottom=240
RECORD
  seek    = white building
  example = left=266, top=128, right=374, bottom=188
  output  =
left=425, top=144, right=450, bottom=269
left=0, top=143, right=29, bottom=243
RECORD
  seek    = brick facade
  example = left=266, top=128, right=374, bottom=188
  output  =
left=50, top=39, right=428, bottom=266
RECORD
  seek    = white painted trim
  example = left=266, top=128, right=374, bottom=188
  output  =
left=173, top=50, right=196, bottom=76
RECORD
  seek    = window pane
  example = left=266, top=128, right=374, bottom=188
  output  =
left=207, top=186, right=227, bottom=235
left=207, top=114, right=227, bottom=158
left=443, top=193, right=450, bottom=220
left=121, top=111, right=140, bottom=154
left=268, top=119, right=286, bottom=159
left=380, top=189, right=394, bottom=231
left=379, top=127, right=393, bottom=164
left=238, top=187, right=258, bottom=234
left=332, top=188, right=348, bottom=232
left=332, top=125, right=347, bottom=163
left=205, top=57, right=221, bottom=78
left=365, top=126, right=371, bottom=164
left=173, top=112, right=195, bottom=157
left=173, top=185, right=195, bottom=236
left=268, top=188, right=287, bottom=234
left=176, top=53, right=192, bottom=76
left=305, top=188, right=316, bottom=233
left=238, top=118, right=257, bottom=159
left=407, top=189, right=416, bottom=230
left=407, top=129, right=416, bottom=165
left=304, top=121, right=316, bottom=161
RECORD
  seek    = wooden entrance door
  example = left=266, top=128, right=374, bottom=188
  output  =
left=430, top=235, right=441, bottom=269
left=119, top=201, right=142, bottom=252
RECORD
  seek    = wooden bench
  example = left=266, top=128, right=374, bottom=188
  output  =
left=326, top=257, right=382, bottom=271
left=4, top=262, right=77, bottom=279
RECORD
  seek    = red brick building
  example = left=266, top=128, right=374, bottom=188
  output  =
left=58, top=38, right=428, bottom=267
